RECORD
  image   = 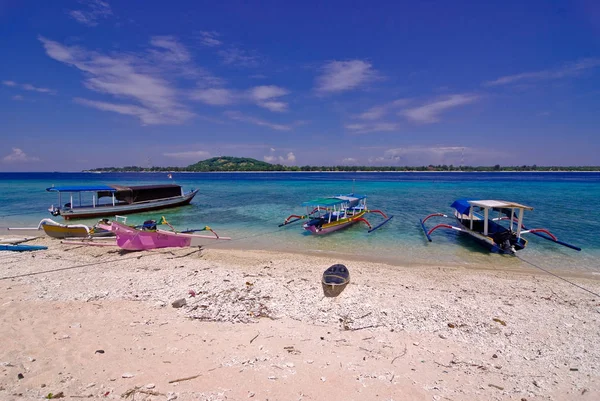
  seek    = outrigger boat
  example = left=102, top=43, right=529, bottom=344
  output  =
left=47, top=184, right=198, bottom=220
left=9, top=218, right=112, bottom=239
left=280, top=194, right=393, bottom=235
left=97, top=216, right=231, bottom=251
left=420, top=199, right=581, bottom=254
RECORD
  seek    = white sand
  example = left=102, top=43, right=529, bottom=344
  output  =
left=1, top=236, right=599, bottom=400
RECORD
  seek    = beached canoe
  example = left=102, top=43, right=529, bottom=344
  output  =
left=0, top=244, right=48, bottom=252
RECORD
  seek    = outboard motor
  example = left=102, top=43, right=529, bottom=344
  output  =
left=494, top=231, right=515, bottom=253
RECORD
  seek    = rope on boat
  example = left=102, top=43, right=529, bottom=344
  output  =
left=516, top=255, right=600, bottom=298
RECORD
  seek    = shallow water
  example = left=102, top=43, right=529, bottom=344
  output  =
left=1, top=171, right=599, bottom=271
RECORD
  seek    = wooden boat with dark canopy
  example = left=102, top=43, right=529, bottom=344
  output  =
left=47, top=184, right=198, bottom=220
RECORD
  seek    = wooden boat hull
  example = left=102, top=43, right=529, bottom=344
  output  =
left=98, top=221, right=230, bottom=251
left=42, top=224, right=89, bottom=238
left=57, top=190, right=198, bottom=220
left=303, top=211, right=366, bottom=235
left=456, top=217, right=527, bottom=254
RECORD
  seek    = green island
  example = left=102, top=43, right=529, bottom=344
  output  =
left=87, top=156, right=600, bottom=172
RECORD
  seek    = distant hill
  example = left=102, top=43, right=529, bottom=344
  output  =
left=186, top=157, right=279, bottom=171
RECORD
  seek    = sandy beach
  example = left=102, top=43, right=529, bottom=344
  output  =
left=1, top=236, right=599, bottom=401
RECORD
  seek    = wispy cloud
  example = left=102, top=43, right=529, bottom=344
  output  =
left=199, top=31, right=222, bottom=47
left=149, top=36, right=191, bottom=63
left=218, top=47, right=261, bottom=67
left=224, top=111, right=292, bottom=131
left=68, top=0, right=112, bottom=27
left=191, top=85, right=290, bottom=112
left=190, top=88, right=237, bottom=105
left=345, top=122, right=400, bottom=134
left=315, top=60, right=378, bottom=94
left=400, top=94, right=479, bottom=124
left=12, top=95, right=24, bottom=101
left=483, top=58, right=600, bottom=87
left=3, top=80, right=55, bottom=94
left=377, top=146, right=509, bottom=166
left=2, top=148, right=40, bottom=163
left=341, top=157, right=358, bottom=165
left=356, top=99, right=410, bottom=120
left=39, top=36, right=194, bottom=125
left=247, top=85, right=289, bottom=112
left=163, top=150, right=211, bottom=160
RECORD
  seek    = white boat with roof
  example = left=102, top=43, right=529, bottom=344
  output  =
left=420, top=198, right=581, bottom=254
left=47, top=184, right=198, bottom=220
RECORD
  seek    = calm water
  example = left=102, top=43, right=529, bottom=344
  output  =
left=1, top=172, right=599, bottom=271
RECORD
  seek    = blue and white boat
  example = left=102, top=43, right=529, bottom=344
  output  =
left=420, top=199, right=581, bottom=254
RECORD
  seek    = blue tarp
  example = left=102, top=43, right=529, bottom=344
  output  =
left=46, top=185, right=116, bottom=192
left=450, top=198, right=475, bottom=215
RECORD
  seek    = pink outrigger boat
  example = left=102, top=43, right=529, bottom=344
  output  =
left=97, top=219, right=230, bottom=251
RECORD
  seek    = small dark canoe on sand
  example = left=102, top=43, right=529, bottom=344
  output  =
left=322, top=264, right=350, bottom=286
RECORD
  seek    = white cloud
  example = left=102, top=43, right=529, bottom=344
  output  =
left=315, top=60, right=377, bottom=94
left=192, top=85, right=290, bottom=112
left=345, top=122, right=399, bottom=134
left=3, top=148, right=40, bottom=163
left=483, top=58, right=600, bottom=86
left=264, top=152, right=296, bottom=165
left=21, top=83, right=54, bottom=93
left=247, top=85, right=289, bottom=112
left=3, top=80, right=55, bottom=94
left=12, top=95, right=24, bottom=101
left=39, top=36, right=194, bottom=125
left=149, top=36, right=191, bottom=63
left=377, top=146, right=509, bottom=166
left=341, top=157, right=358, bottom=165
left=74, top=98, right=179, bottom=125
left=199, top=31, right=222, bottom=47
left=218, top=47, right=260, bottom=67
left=224, top=111, right=292, bottom=131
left=356, top=99, right=411, bottom=120
left=190, top=88, right=237, bottom=105
left=400, top=94, right=479, bottom=124
left=163, top=150, right=211, bottom=160
left=68, top=0, right=112, bottom=27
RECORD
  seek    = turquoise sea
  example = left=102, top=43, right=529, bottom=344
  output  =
left=1, top=172, right=599, bottom=272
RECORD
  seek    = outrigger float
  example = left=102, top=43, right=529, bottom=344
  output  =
left=8, top=218, right=112, bottom=239
left=280, top=194, right=393, bottom=235
left=420, top=199, right=581, bottom=254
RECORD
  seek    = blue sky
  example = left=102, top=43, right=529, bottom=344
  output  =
left=1, top=0, right=599, bottom=171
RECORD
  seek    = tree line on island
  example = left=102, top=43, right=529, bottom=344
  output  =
left=87, top=157, right=600, bottom=173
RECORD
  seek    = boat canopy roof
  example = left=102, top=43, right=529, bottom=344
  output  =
left=451, top=198, right=533, bottom=215
left=46, top=184, right=182, bottom=193
left=47, top=185, right=117, bottom=192
left=469, top=200, right=533, bottom=210
left=301, top=194, right=366, bottom=208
